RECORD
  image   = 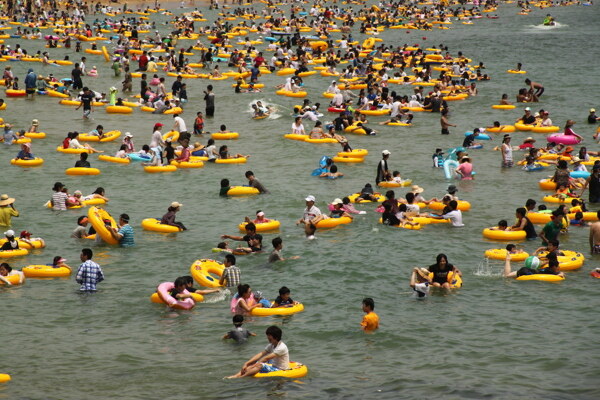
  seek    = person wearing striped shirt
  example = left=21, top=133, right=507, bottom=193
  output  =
left=108, top=213, right=135, bottom=247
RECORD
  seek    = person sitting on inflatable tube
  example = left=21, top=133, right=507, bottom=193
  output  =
left=221, top=222, right=263, bottom=254
left=503, top=254, right=564, bottom=279
left=355, top=183, right=379, bottom=202
left=244, top=210, right=271, bottom=225
left=161, top=202, right=187, bottom=231
left=0, top=262, right=25, bottom=285
left=15, top=143, right=35, bottom=160
left=431, top=200, right=464, bottom=227
left=533, top=239, right=565, bottom=266
left=0, top=230, right=19, bottom=251
left=563, top=119, right=584, bottom=142
left=74, top=152, right=92, bottom=168
left=329, top=198, right=354, bottom=220
left=223, top=314, right=256, bottom=344
left=428, top=253, right=462, bottom=290
left=227, top=325, right=290, bottom=378
left=18, top=230, right=46, bottom=248
left=462, top=130, right=483, bottom=149
left=296, top=195, right=326, bottom=240
left=172, top=276, right=221, bottom=300
left=410, top=267, right=432, bottom=298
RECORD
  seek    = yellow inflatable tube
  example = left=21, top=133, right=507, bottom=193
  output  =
left=516, top=274, right=564, bottom=282
left=211, top=132, right=239, bottom=140
left=88, top=206, right=118, bottom=245
left=377, top=180, right=412, bottom=188
left=347, top=193, right=386, bottom=203
left=11, top=158, right=44, bottom=167
left=65, top=167, right=100, bottom=176
left=428, top=200, right=471, bottom=211
left=22, top=265, right=71, bottom=278
left=141, top=218, right=182, bottom=233
left=98, top=155, right=130, bottom=164
left=150, top=292, right=204, bottom=304
left=216, top=157, right=247, bottom=164
left=0, top=248, right=29, bottom=258
left=251, top=303, right=305, bottom=317
left=482, top=228, right=526, bottom=241
left=0, top=373, right=11, bottom=382
left=227, top=186, right=260, bottom=196
left=190, top=259, right=224, bottom=288
left=315, top=216, right=352, bottom=228
left=484, top=249, right=529, bottom=261
left=144, top=165, right=177, bottom=173
left=238, top=220, right=281, bottom=232
left=254, top=362, right=308, bottom=379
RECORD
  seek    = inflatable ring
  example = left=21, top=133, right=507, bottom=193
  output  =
left=227, top=186, right=259, bottom=196
left=547, top=134, right=580, bottom=145
left=106, top=105, right=133, bottom=114
left=538, top=250, right=585, bottom=271
left=251, top=302, right=305, bottom=317
left=46, top=89, right=69, bottom=98
left=426, top=271, right=462, bottom=288
left=190, top=259, right=224, bottom=288
left=10, top=158, right=44, bottom=167
left=0, top=274, right=23, bottom=285
left=141, top=218, right=182, bottom=233
left=337, top=149, right=368, bottom=158
left=0, top=248, right=29, bottom=258
left=211, top=132, right=239, bottom=140
left=284, top=134, right=307, bottom=141
left=163, top=107, right=184, bottom=115
left=347, top=193, right=386, bottom=203
left=527, top=212, right=552, bottom=224
left=0, top=238, right=44, bottom=250
left=56, top=146, right=92, bottom=154
left=377, top=180, right=412, bottom=188
left=428, top=200, right=471, bottom=211
left=332, top=156, right=364, bottom=163
left=65, top=167, right=100, bottom=176
left=238, top=220, right=281, bottom=232
left=507, top=70, right=527, bottom=74
left=304, top=138, right=338, bottom=144
left=543, top=195, right=582, bottom=204
left=170, top=160, right=204, bottom=169
left=386, top=122, right=411, bottom=126
left=22, top=265, right=71, bottom=278
left=482, top=228, right=526, bottom=241
left=566, top=211, right=598, bottom=221
left=486, top=125, right=516, bottom=133
left=538, top=179, right=556, bottom=191
left=23, top=132, right=46, bottom=139
left=98, top=155, right=130, bottom=164
left=88, top=206, right=118, bottom=245
left=359, top=109, right=390, bottom=116
left=378, top=217, right=422, bottom=230
left=531, top=126, right=560, bottom=134
left=410, top=217, right=449, bottom=225
left=0, top=373, right=11, bottom=382
left=484, top=249, right=529, bottom=261
left=516, top=274, right=564, bottom=282
left=315, top=216, right=352, bottom=228
left=79, top=131, right=121, bottom=142
left=150, top=291, right=203, bottom=305
left=155, top=282, right=195, bottom=310
left=491, top=105, right=516, bottom=110
left=162, top=131, right=180, bottom=142
left=215, top=157, right=247, bottom=164
left=514, top=121, right=534, bottom=131
left=144, top=165, right=177, bottom=173
left=275, top=89, right=307, bottom=98
left=254, top=362, right=308, bottom=379
left=6, top=89, right=26, bottom=97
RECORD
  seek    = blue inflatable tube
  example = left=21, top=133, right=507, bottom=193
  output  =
left=570, top=171, right=590, bottom=179
left=128, top=153, right=151, bottom=162
left=464, top=131, right=491, bottom=140
left=443, top=159, right=459, bottom=179
left=264, top=37, right=277, bottom=42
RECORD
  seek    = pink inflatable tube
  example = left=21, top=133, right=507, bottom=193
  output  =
left=157, top=282, right=195, bottom=310
left=547, top=133, right=580, bottom=145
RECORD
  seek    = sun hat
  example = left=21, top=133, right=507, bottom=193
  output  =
left=411, top=185, right=424, bottom=194
left=382, top=149, right=391, bottom=155
left=564, top=146, right=574, bottom=153
left=125, top=132, right=133, bottom=137
left=461, top=156, right=470, bottom=161
left=447, top=185, right=458, bottom=193
left=572, top=156, right=581, bottom=163
left=0, top=194, right=15, bottom=206
left=305, top=195, right=316, bottom=202
left=332, top=198, right=343, bottom=205
left=74, top=190, right=82, bottom=196
left=524, top=107, right=531, bottom=111
left=154, top=123, right=164, bottom=129
left=3, top=230, right=15, bottom=237
left=524, top=137, right=536, bottom=143
left=171, top=202, right=182, bottom=208
left=591, top=108, right=596, bottom=112
left=32, top=119, right=39, bottom=126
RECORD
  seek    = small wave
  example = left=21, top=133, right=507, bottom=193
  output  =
left=203, top=289, right=229, bottom=304
left=526, top=22, right=568, bottom=30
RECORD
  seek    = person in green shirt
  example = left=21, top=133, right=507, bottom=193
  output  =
left=220, top=178, right=231, bottom=197
left=540, top=212, right=562, bottom=246
left=0, top=195, right=19, bottom=227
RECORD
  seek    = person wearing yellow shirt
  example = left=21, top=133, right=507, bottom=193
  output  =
left=0, top=194, right=19, bottom=227
left=360, top=297, right=379, bottom=332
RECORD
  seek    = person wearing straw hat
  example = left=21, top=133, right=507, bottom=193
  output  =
left=0, top=195, right=19, bottom=227
left=161, top=202, right=187, bottom=231
left=410, top=267, right=432, bottom=298
left=410, top=185, right=435, bottom=205
left=588, top=108, right=599, bottom=124
left=28, top=119, right=40, bottom=133
left=519, top=137, right=536, bottom=150
left=14, top=142, right=35, bottom=160
left=455, top=155, right=474, bottom=180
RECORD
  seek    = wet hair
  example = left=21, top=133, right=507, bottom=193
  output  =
left=233, top=314, right=244, bottom=326
left=265, top=325, right=282, bottom=341
left=174, top=276, right=187, bottom=288
left=525, top=199, right=536, bottom=208
left=225, top=254, right=236, bottom=265
left=244, top=170, right=254, bottom=178
left=245, top=222, right=256, bottom=232
left=81, top=248, right=93, bottom=259
left=237, top=283, right=250, bottom=297
left=362, top=297, right=375, bottom=310
left=548, top=239, right=559, bottom=248
left=0, top=263, right=12, bottom=272
left=278, top=286, right=290, bottom=296
left=77, top=216, right=87, bottom=225
left=220, top=178, right=230, bottom=188
left=405, top=192, right=415, bottom=203
left=385, top=190, right=395, bottom=199
left=436, top=253, right=448, bottom=265
left=217, top=242, right=227, bottom=249
left=53, top=182, right=64, bottom=191
left=93, top=187, right=104, bottom=195
left=498, top=220, right=508, bottom=228
left=272, top=237, right=282, bottom=248
left=398, top=203, right=407, bottom=212
left=506, top=244, right=516, bottom=252
left=330, top=165, right=338, bottom=173
left=516, top=207, right=527, bottom=217
left=182, top=276, right=194, bottom=286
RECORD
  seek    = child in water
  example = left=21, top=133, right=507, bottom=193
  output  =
left=223, top=314, right=256, bottom=344
left=360, top=297, right=379, bottom=332
left=410, top=267, right=431, bottom=298
left=273, top=286, right=299, bottom=307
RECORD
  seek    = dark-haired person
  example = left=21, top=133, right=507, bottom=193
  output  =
left=428, top=253, right=462, bottom=289
left=71, top=216, right=91, bottom=238
left=76, top=248, right=104, bottom=292
left=502, top=254, right=564, bottom=279
left=432, top=200, right=464, bottom=227
left=588, top=210, right=600, bottom=254
left=221, top=223, right=263, bottom=253
left=510, top=207, right=537, bottom=239
left=268, top=237, right=299, bottom=263
left=219, top=254, right=240, bottom=288
left=245, top=170, right=269, bottom=194
left=227, top=325, right=289, bottom=378
left=108, top=213, right=134, bottom=247
left=74, top=152, right=91, bottom=168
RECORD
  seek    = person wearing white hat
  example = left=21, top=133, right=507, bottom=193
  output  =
left=517, top=107, right=536, bottom=124
left=0, top=229, right=18, bottom=250
left=376, top=150, right=391, bottom=184
left=572, top=157, right=587, bottom=173
left=160, top=202, right=186, bottom=231
left=123, top=132, right=135, bottom=153
left=297, top=195, right=326, bottom=239
left=0, top=194, right=18, bottom=227
left=588, top=108, right=599, bottom=124
left=329, top=198, right=352, bottom=219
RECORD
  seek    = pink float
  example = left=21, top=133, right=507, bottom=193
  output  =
left=156, top=282, right=195, bottom=310
left=547, top=133, right=580, bottom=145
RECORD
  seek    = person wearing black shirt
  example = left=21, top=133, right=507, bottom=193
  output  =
left=171, top=75, right=183, bottom=97
left=71, top=63, right=83, bottom=90
left=75, top=87, right=94, bottom=119
left=74, top=153, right=91, bottom=168
left=204, top=84, right=215, bottom=117
left=221, top=223, right=263, bottom=253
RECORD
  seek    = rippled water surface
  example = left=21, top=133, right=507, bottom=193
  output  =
left=1, top=3, right=600, bottom=399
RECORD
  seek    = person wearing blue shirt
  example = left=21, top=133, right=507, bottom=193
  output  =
left=15, top=143, right=35, bottom=160
left=108, top=213, right=135, bottom=247
left=3, top=124, right=18, bottom=146
left=76, top=248, right=104, bottom=291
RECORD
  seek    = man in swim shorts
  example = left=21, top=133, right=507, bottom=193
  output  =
left=589, top=210, right=600, bottom=254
